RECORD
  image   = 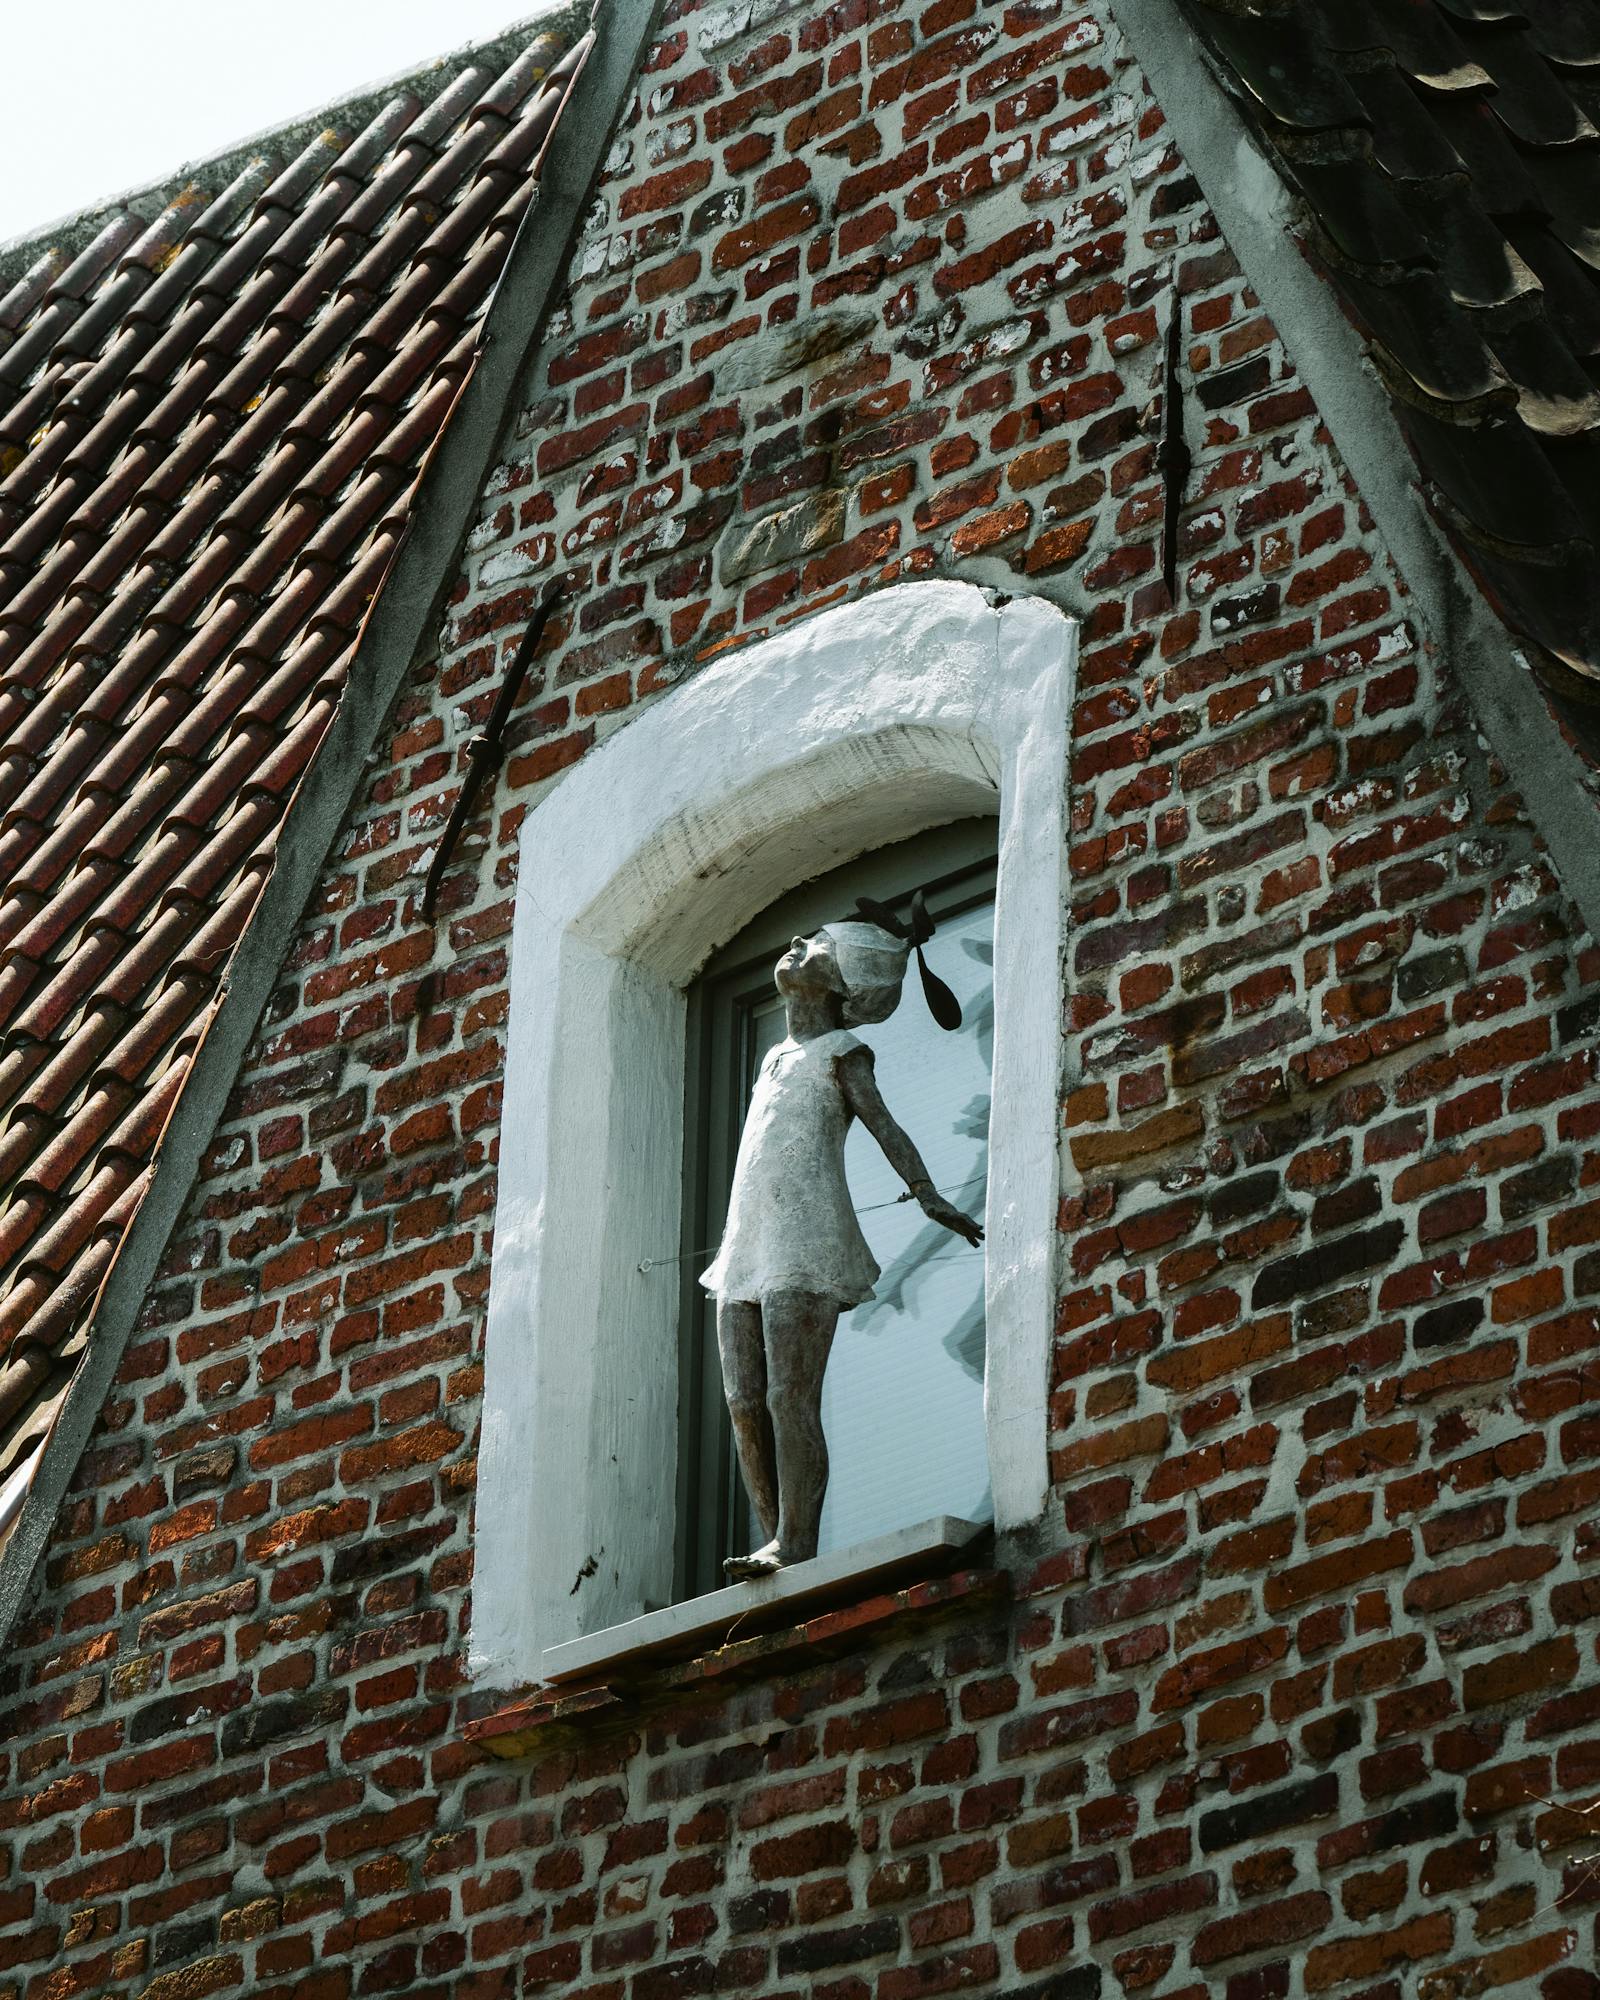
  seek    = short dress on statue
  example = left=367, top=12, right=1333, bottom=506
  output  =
left=701, top=1027, right=880, bottom=1308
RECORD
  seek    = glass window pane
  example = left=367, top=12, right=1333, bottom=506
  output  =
left=742, top=895, right=994, bottom=1552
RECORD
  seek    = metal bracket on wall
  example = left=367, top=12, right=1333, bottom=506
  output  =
left=421, top=582, right=568, bottom=920
left=1159, top=290, right=1193, bottom=602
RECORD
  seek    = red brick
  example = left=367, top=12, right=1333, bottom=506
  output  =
left=2, top=21, right=1590, bottom=2000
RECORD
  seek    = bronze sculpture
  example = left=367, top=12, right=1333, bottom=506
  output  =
left=701, top=899, right=983, bottom=1577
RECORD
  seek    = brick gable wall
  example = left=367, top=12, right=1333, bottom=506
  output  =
left=3, top=1, right=1599, bottom=1996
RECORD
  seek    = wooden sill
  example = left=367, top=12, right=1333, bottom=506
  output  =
left=463, top=1517, right=1003, bottom=1759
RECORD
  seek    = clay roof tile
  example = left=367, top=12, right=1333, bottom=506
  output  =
left=42, top=212, right=144, bottom=306
left=0, top=250, right=68, bottom=338
left=0, top=15, right=584, bottom=1475
left=0, top=851, right=118, bottom=957
left=0, top=302, right=79, bottom=395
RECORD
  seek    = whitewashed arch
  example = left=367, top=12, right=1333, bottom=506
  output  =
left=473, top=579, right=1075, bottom=1685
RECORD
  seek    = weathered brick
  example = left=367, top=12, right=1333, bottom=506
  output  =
left=1191, top=1890, right=1332, bottom=1965
left=0, top=14, right=1589, bottom=2000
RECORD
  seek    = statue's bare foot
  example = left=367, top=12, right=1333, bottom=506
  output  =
left=723, top=1541, right=783, bottom=1581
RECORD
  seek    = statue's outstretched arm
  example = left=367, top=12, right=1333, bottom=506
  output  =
left=837, top=1046, right=983, bottom=1247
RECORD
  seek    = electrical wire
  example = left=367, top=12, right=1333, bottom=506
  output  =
left=636, top=1170, right=988, bottom=1274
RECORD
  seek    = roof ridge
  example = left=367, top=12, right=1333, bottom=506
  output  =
left=0, top=0, right=589, bottom=293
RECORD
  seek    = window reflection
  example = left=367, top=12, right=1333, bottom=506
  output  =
left=744, top=900, right=994, bottom=1552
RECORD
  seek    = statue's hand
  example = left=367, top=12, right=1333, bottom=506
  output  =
left=916, top=1187, right=984, bottom=1246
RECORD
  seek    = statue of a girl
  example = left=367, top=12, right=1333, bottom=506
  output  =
left=701, top=896, right=983, bottom=1578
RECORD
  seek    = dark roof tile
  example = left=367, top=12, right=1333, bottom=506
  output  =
left=10, top=927, right=127, bottom=1045
left=0, top=967, right=43, bottom=1041
left=6, top=1148, right=144, bottom=1306
left=0, top=305, right=78, bottom=392
left=1409, top=178, right=1537, bottom=308
left=1469, top=19, right=1598, bottom=144
left=44, top=215, right=143, bottom=304
left=1484, top=304, right=1600, bottom=432
left=0, top=1196, right=57, bottom=1293
left=1526, top=1, right=1600, bottom=68
left=0, top=858, right=122, bottom=963
left=1312, top=0, right=1486, bottom=90
left=4, top=1220, right=128, bottom=1376
left=4, top=726, right=102, bottom=827
left=1182, top=0, right=1600, bottom=705
left=1201, top=8, right=1373, bottom=129
left=1508, top=218, right=1600, bottom=350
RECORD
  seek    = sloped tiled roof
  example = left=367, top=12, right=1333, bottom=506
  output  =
left=1177, top=0, right=1600, bottom=707
left=0, top=16, right=587, bottom=1485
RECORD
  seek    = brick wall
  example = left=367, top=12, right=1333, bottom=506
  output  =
left=4, top=0, right=1599, bottom=1995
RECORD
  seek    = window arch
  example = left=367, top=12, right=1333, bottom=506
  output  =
left=473, top=580, right=1076, bottom=1687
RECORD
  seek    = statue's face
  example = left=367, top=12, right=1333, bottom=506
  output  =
left=774, top=930, right=842, bottom=999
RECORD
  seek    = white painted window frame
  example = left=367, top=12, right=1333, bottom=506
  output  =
left=473, top=579, right=1076, bottom=1687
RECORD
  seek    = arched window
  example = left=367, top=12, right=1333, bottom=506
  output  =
left=473, top=581, right=1074, bottom=1687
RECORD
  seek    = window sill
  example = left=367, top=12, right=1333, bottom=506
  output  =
left=552, top=1515, right=989, bottom=1683
left=463, top=1517, right=999, bottom=1759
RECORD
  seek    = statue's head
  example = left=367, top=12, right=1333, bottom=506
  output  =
left=774, top=891, right=964, bottom=1032
left=775, top=921, right=908, bottom=1026
left=821, top=920, right=910, bottom=1025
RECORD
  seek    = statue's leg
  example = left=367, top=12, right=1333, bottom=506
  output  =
left=761, top=1287, right=841, bottom=1569
left=716, top=1297, right=778, bottom=1550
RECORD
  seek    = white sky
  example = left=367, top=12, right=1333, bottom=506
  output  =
left=0, top=0, right=549, bottom=249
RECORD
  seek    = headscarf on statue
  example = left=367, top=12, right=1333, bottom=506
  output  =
left=822, top=889, right=964, bottom=1031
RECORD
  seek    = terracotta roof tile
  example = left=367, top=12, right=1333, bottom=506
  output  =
left=0, top=17, right=589, bottom=1474
left=1180, top=0, right=1600, bottom=715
